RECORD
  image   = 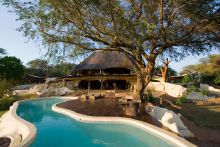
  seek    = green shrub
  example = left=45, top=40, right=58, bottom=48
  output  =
left=0, top=80, right=13, bottom=97
left=149, top=96, right=157, bottom=103
left=200, top=89, right=208, bottom=96
left=176, top=96, right=187, bottom=106
left=201, top=74, right=216, bottom=85
left=145, top=90, right=157, bottom=103
left=0, top=97, right=16, bottom=110
left=214, top=75, right=220, bottom=85
left=186, top=85, right=199, bottom=94
left=182, top=74, right=193, bottom=85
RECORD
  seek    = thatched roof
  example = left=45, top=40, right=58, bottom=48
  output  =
left=74, top=51, right=136, bottom=71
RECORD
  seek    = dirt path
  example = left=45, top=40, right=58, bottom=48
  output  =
left=182, top=117, right=220, bottom=147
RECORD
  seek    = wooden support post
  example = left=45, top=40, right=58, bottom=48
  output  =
left=88, top=81, right=90, bottom=94
left=62, top=79, right=66, bottom=87
left=101, top=80, right=103, bottom=90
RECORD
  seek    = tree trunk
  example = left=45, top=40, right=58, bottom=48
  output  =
left=161, top=58, right=170, bottom=82
left=132, top=60, right=155, bottom=100
left=161, top=65, right=168, bottom=82
left=132, top=69, right=145, bottom=100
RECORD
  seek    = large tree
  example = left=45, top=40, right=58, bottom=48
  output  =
left=0, top=56, right=24, bottom=81
left=2, top=0, right=219, bottom=99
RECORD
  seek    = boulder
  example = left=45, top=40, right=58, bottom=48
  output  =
left=39, top=87, right=72, bottom=96
left=146, top=105, right=194, bottom=137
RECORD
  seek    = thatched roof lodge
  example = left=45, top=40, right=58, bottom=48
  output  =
left=48, top=51, right=137, bottom=95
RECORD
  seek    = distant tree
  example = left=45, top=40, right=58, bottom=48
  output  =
left=25, top=59, right=75, bottom=80
left=181, top=54, right=220, bottom=85
left=0, top=48, right=7, bottom=56
left=22, top=68, right=47, bottom=84
left=49, top=63, right=75, bottom=77
left=2, top=0, right=220, bottom=99
left=27, top=59, right=48, bottom=70
left=0, top=56, right=24, bottom=81
left=154, top=64, right=177, bottom=81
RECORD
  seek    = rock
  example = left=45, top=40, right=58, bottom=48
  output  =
left=146, top=106, right=194, bottom=137
left=125, top=95, right=133, bottom=100
left=187, top=92, right=215, bottom=100
left=12, top=85, right=34, bottom=90
left=200, top=84, right=220, bottom=95
left=7, top=133, right=22, bottom=147
left=89, top=95, right=95, bottom=100
left=39, top=87, right=72, bottom=96
left=146, top=82, right=187, bottom=97
left=80, top=95, right=87, bottom=99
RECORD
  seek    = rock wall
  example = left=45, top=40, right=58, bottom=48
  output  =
left=200, top=84, right=220, bottom=94
left=147, top=82, right=187, bottom=97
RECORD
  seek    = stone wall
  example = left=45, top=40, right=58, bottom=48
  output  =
left=200, top=84, right=220, bottom=94
left=147, top=82, right=187, bottom=97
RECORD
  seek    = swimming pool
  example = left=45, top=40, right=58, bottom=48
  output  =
left=16, top=98, right=176, bottom=147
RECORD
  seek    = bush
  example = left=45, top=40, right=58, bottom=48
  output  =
left=0, top=80, right=13, bottom=97
left=214, top=75, right=220, bottom=85
left=201, top=74, right=216, bottom=85
left=0, top=97, right=16, bottom=110
left=144, top=90, right=157, bottom=103
left=182, top=74, right=193, bottom=85
left=200, top=89, right=208, bottom=96
left=149, top=96, right=157, bottom=103
left=176, top=96, right=187, bottom=106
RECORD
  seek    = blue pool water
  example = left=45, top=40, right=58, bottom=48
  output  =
left=17, top=98, right=175, bottom=147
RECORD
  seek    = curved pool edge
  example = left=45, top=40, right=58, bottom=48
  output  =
left=8, top=101, right=37, bottom=147
left=5, top=96, right=79, bottom=147
left=52, top=102, right=196, bottom=147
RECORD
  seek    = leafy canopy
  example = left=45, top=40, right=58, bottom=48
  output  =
left=27, top=59, right=48, bottom=70
left=1, top=0, right=219, bottom=66
left=181, top=54, right=220, bottom=75
left=181, top=54, right=220, bottom=84
left=0, top=56, right=24, bottom=81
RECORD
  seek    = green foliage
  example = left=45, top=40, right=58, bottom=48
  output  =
left=144, top=90, right=157, bottom=103
left=0, top=97, right=16, bottom=110
left=182, top=74, right=193, bottom=84
left=200, top=89, right=208, bottom=96
left=26, top=59, right=75, bottom=78
left=27, top=59, right=48, bottom=70
left=186, top=85, right=199, bottom=93
left=176, top=96, right=187, bottom=106
left=181, top=54, right=220, bottom=85
left=148, top=96, right=157, bottom=103
left=0, top=56, right=24, bottom=81
left=49, top=63, right=74, bottom=77
left=1, top=0, right=219, bottom=99
left=1, top=0, right=218, bottom=63
left=0, top=80, right=12, bottom=98
left=214, top=75, right=220, bottom=84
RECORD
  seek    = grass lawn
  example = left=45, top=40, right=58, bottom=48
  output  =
left=180, top=101, right=220, bottom=129
left=0, top=110, right=7, bottom=117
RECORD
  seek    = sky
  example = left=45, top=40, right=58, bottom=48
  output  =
left=0, top=4, right=219, bottom=72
